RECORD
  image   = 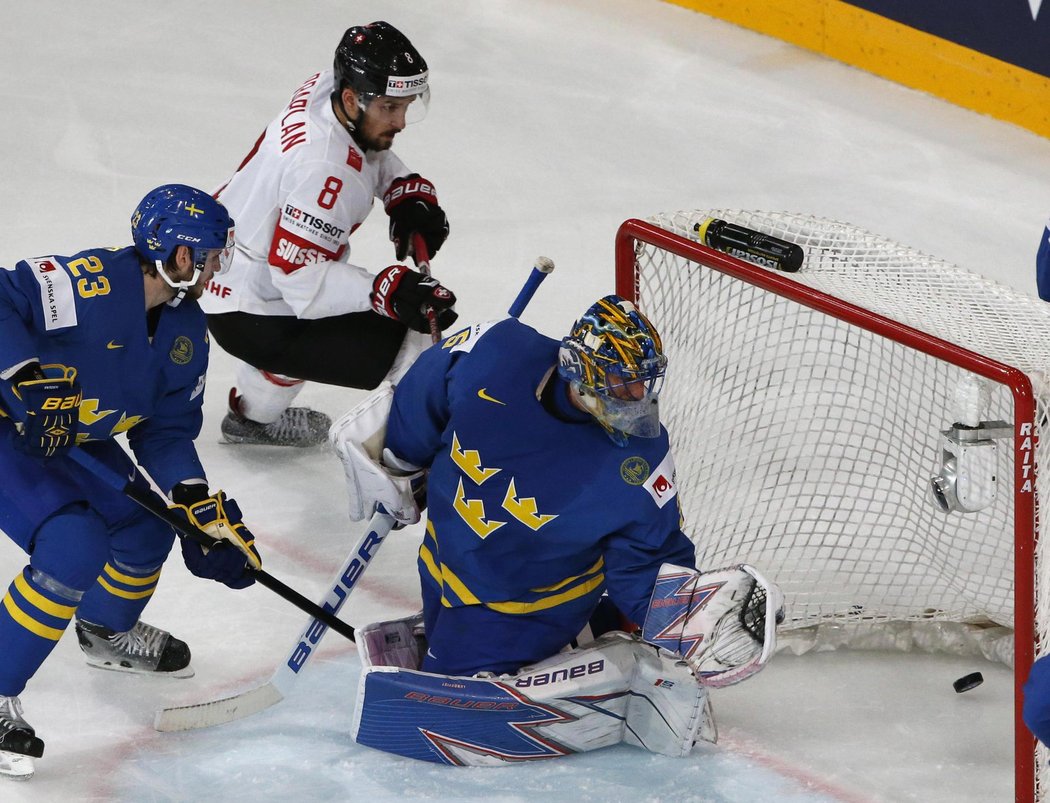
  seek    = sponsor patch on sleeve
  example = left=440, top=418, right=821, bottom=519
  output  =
left=28, top=257, right=77, bottom=330
left=268, top=226, right=344, bottom=274
left=642, top=450, right=677, bottom=508
left=278, top=202, right=347, bottom=250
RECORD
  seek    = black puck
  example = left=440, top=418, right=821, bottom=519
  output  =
left=953, top=672, right=984, bottom=693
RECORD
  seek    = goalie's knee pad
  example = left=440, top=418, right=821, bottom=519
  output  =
left=352, top=616, right=713, bottom=765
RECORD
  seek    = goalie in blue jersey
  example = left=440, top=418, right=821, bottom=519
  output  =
left=0, top=185, right=262, bottom=779
left=332, top=295, right=785, bottom=764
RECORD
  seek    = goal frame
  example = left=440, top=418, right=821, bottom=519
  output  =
left=614, top=217, right=1038, bottom=802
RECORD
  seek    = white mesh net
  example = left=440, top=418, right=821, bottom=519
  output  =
left=625, top=209, right=1050, bottom=800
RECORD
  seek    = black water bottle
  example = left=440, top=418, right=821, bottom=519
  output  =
left=694, top=218, right=804, bottom=273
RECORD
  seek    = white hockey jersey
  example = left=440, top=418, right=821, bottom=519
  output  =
left=201, top=69, right=410, bottom=319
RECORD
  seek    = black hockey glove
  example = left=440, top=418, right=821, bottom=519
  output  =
left=371, top=265, right=458, bottom=334
left=383, top=174, right=449, bottom=261
left=9, top=363, right=82, bottom=458
left=170, top=486, right=261, bottom=590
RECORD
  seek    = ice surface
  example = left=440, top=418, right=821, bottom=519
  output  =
left=2, top=1, right=1047, bottom=800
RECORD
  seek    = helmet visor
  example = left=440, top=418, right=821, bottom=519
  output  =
left=591, top=353, right=667, bottom=438
left=213, top=226, right=236, bottom=275
left=361, top=86, right=430, bottom=125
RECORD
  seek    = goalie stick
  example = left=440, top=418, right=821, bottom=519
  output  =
left=508, top=256, right=555, bottom=319
left=153, top=254, right=555, bottom=731
left=154, top=509, right=394, bottom=731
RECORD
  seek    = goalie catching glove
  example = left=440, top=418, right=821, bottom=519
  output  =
left=169, top=486, right=262, bottom=589
left=329, top=382, right=425, bottom=527
left=642, top=563, right=785, bottom=687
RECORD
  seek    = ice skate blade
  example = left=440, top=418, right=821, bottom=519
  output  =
left=84, top=658, right=195, bottom=679
left=0, top=750, right=35, bottom=780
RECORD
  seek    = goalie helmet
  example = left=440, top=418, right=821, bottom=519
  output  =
left=131, top=184, right=235, bottom=306
left=558, top=295, right=667, bottom=447
left=333, top=21, right=430, bottom=123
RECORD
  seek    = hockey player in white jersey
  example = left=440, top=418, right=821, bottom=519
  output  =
left=202, top=21, right=457, bottom=447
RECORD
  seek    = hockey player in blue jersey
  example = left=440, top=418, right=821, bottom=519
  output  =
left=333, top=296, right=784, bottom=763
left=0, top=185, right=262, bottom=779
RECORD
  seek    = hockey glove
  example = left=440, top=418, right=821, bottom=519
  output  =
left=371, top=265, right=458, bottom=334
left=171, top=490, right=262, bottom=590
left=329, top=383, right=426, bottom=527
left=383, top=174, right=449, bottom=261
left=9, top=363, right=82, bottom=458
left=642, top=563, right=785, bottom=688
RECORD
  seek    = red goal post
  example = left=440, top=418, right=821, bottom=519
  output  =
left=615, top=211, right=1041, bottom=802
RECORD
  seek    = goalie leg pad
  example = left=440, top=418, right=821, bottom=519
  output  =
left=642, top=563, right=785, bottom=688
left=329, top=382, right=422, bottom=524
left=624, top=644, right=714, bottom=756
left=351, top=625, right=714, bottom=765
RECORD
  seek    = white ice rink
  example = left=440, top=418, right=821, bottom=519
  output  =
left=3, top=1, right=1050, bottom=800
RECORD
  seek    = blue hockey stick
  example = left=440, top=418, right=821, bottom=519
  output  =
left=508, top=256, right=555, bottom=319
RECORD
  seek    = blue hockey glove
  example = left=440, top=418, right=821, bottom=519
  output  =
left=9, top=363, right=82, bottom=458
left=383, top=174, right=449, bottom=261
left=171, top=490, right=261, bottom=590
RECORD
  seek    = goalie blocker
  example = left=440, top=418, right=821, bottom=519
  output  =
left=351, top=563, right=783, bottom=764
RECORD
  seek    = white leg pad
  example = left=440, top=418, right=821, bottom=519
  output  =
left=624, top=645, right=715, bottom=756
left=352, top=619, right=714, bottom=764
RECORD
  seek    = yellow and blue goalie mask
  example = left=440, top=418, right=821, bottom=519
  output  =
left=557, top=295, right=667, bottom=447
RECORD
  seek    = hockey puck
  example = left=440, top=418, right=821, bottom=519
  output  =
left=953, top=672, right=984, bottom=693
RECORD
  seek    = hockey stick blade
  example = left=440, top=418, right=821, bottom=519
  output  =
left=154, top=681, right=284, bottom=732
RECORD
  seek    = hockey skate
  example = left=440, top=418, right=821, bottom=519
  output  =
left=0, top=696, right=43, bottom=781
left=75, top=620, right=194, bottom=678
left=221, top=392, right=330, bottom=447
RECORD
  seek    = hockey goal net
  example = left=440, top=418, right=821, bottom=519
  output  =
left=616, top=210, right=1047, bottom=802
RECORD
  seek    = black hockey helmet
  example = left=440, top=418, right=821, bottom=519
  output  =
left=334, top=22, right=429, bottom=103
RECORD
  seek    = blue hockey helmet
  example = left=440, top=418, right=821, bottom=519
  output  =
left=558, top=295, right=667, bottom=447
left=131, top=184, right=235, bottom=305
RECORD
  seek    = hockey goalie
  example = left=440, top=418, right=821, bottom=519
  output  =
left=331, top=295, right=785, bottom=764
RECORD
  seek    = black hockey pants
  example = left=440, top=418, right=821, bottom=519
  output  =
left=206, top=310, right=407, bottom=390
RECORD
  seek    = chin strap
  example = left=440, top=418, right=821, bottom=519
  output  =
left=156, top=257, right=202, bottom=308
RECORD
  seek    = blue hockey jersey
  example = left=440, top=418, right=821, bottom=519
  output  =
left=0, top=246, right=209, bottom=492
left=386, top=318, right=697, bottom=628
